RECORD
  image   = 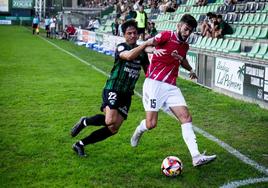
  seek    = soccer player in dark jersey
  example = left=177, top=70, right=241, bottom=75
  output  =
left=130, top=14, right=217, bottom=167
left=71, top=20, right=153, bottom=157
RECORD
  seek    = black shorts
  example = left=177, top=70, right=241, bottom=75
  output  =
left=101, top=89, right=132, bottom=119
left=137, top=28, right=145, bottom=35
left=33, top=24, right=38, bottom=29
left=45, top=25, right=49, bottom=31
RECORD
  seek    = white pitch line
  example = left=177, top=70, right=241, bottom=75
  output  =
left=219, top=177, right=268, bottom=188
left=194, top=126, right=268, bottom=176
left=41, top=37, right=268, bottom=176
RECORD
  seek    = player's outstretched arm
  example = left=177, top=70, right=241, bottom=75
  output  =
left=120, top=39, right=154, bottom=61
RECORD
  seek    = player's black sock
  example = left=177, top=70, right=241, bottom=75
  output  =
left=85, top=114, right=106, bottom=126
left=81, top=127, right=114, bottom=145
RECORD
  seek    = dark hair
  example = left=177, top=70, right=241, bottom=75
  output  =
left=121, top=20, right=138, bottom=34
left=217, top=14, right=223, bottom=19
left=180, top=14, right=198, bottom=29
left=206, top=12, right=213, bottom=17
left=211, top=13, right=217, bottom=18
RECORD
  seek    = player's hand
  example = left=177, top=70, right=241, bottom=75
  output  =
left=189, top=71, right=198, bottom=79
left=144, top=38, right=154, bottom=46
left=153, top=49, right=166, bottom=57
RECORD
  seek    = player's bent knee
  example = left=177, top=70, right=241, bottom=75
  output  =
left=107, top=125, right=119, bottom=134
left=105, top=117, right=116, bottom=126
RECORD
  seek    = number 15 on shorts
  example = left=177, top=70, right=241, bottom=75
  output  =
left=150, top=99, right=156, bottom=108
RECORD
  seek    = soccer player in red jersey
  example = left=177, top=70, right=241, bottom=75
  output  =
left=131, top=14, right=216, bottom=167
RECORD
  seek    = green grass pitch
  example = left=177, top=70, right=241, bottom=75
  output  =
left=0, top=26, right=267, bottom=187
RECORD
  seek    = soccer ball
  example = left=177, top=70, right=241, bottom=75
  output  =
left=161, top=156, right=183, bottom=177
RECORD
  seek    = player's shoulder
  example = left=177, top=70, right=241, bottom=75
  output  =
left=116, top=42, right=128, bottom=52
left=155, top=30, right=172, bottom=38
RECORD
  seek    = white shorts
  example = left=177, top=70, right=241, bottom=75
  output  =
left=142, top=78, right=187, bottom=112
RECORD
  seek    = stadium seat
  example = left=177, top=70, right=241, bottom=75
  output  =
left=244, top=3, right=252, bottom=13
left=250, top=26, right=261, bottom=39
left=223, top=39, right=235, bottom=53
left=263, top=51, right=268, bottom=60
left=206, top=38, right=218, bottom=50
left=256, top=3, right=265, bottom=12
left=263, top=15, right=268, bottom=24
left=244, top=13, right=255, bottom=24
left=233, top=13, right=243, bottom=24
left=240, top=13, right=249, bottom=24
left=217, top=39, right=229, bottom=51
left=196, top=37, right=208, bottom=48
left=258, top=27, right=268, bottom=39
left=243, top=26, right=255, bottom=39
left=251, top=13, right=261, bottom=24
left=237, top=26, right=248, bottom=39
left=229, top=40, right=241, bottom=53
left=255, top=43, right=268, bottom=59
left=226, top=25, right=241, bottom=38
left=241, top=43, right=260, bottom=57
left=191, top=36, right=202, bottom=48
left=201, top=37, right=213, bottom=49
left=227, top=5, right=236, bottom=12
left=212, top=38, right=223, bottom=50
left=262, top=3, right=268, bottom=12
left=256, top=13, right=267, bottom=24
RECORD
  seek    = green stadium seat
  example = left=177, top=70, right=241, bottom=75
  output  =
left=244, top=14, right=255, bottom=24
left=201, top=37, right=212, bottom=49
left=175, top=7, right=186, bottom=14
left=262, top=4, right=268, bottom=13
left=256, top=14, right=267, bottom=25
left=251, top=13, right=261, bottom=25
left=257, top=27, right=268, bottom=39
left=212, top=38, right=223, bottom=51
left=263, top=51, right=268, bottom=60
left=250, top=27, right=261, bottom=40
left=206, top=38, right=218, bottom=50
left=227, top=26, right=242, bottom=38
left=263, top=15, right=268, bottom=24
left=191, top=36, right=202, bottom=48
left=229, top=40, right=241, bottom=53
left=196, top=37, right=208, bottom=48
left=223, top=39, right=235, bottom=53
left=241, top=43, right=260, bottom=57
left=243, top=26, right=255, bottom=39
left=255, top=44, right=268, bottom=59
left=237, top=26, right=248, bottom=39
left=217, top=39, right=229, bottom=52
left=240, top=14, right=249, bottom=24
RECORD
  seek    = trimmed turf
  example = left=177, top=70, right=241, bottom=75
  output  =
left=0, top=26, right=267, bottom=187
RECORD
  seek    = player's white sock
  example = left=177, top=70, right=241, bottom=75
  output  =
left=131, top=119, right=148, bottom=147
left=137, top=119, right=148, bottom=133
left=181, top=122, right=200, bottom=158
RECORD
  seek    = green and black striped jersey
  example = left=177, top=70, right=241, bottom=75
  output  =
left=104, top=42, right=149, bottom=94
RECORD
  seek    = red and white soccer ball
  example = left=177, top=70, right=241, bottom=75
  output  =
left=161, top=156, right=183, bottom=177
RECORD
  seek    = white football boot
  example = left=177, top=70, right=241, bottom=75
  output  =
left=130, top=127, right=143, bottom=147
left=192, top=152, right=217, bottom=167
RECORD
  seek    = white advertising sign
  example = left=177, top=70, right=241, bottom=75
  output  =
left=0, top=0, right=8, bottom=12
left=215, top=57, right=244, bottom=95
